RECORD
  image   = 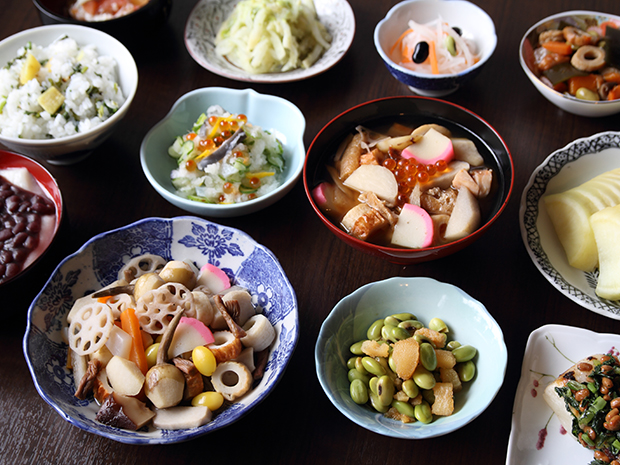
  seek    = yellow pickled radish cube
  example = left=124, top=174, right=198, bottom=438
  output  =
left=19, top=53, right=41, bottom=85
left=590, top=204, right=620, bottom=300
left=37, top=86, right=65, bottom=115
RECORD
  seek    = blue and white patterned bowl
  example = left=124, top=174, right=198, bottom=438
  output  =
left=315, top=277, right=506, bottom=438
left=374, top=0, right=496, bottom=97
left=520, top=131, right=620, bottom=319
left=23, top=216, right=299, bottom=444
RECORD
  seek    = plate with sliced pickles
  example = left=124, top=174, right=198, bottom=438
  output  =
left=519, top=131, right=620, bottom=319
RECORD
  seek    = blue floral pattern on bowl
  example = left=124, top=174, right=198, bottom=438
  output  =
left=23, top=216, right=299, bottom=444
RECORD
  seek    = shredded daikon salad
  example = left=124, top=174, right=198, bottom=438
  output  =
left=215, top=0, right=332, bottom=74
left=391, top=16, right=479, bottom=75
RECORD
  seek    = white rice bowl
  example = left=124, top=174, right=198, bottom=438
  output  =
left=0, top=36, right=125, bottom=140
left=0, top=25, right=138, bottom=164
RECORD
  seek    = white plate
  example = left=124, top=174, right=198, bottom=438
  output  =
left=507, top=324, right=620, bottom=465
left=519, top=131, right=620, bottom=319
left=184, top=0, right=355, bottom=83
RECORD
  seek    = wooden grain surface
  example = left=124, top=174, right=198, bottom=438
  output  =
left=1, top=0, right=620, bottom=463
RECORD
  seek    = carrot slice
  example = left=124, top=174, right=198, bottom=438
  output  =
left=429, top=41, right=439, bottom=74
left=608, top=85, right=620, bottom=101
left=390, top=28, right=414, bottom=56
left=568, top=74, right=602, bottom=95
left=601, top=21, right=620, bottom=36
left=120, top=308, right=149, bottom=375
left=542, top=41, right=573, bottom=55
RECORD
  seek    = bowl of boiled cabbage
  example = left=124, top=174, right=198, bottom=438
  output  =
left=303, top=96, right=514, bottom=265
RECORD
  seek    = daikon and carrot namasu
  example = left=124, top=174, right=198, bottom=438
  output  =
left=390, top=16, right=480, bottom=75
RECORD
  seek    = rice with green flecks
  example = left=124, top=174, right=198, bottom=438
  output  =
left=0, top=35, right=125, bottom=139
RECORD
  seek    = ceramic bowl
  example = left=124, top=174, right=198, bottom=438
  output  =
left=315, top=277, right=507, bottom=438
left=0, top=150, right=63, bottom=286
left=519, top=11, right=620, bottom=117
left=374, top=0, right=496, bottom=96
left=32, top=0, right=172, bottom=46
left=520, top=131, right=620, bottom=319
left=141, top=87, right=306, bottom=217
left=23, top=216, right=299, bottom=444
left=0, top=24, right=138, bottom=165
left=185, top=0, right=355, bottom=83
left=303, top=96, right=514, bottom=265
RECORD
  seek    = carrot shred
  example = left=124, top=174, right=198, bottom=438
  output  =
left=120, top=308, right=149, bottom=375
left=541, top=41, right=573, bottom=55
left=390, top=28, right=414, bottom=56
left=429, top=41, right=439, bottom=74
left=97, top=296, right=112, bottom=304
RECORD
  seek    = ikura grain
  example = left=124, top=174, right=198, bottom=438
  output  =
left=0, top=175, right=55, bottom=283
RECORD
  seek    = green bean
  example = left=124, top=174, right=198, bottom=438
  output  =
left=452, top=344, right=477, bottom=363
left=347, top=357, right=357, bottom=370
left=348, top=368, right=370, bottom=385
left=383, top=316, right=401, bottom=327
left=428, top=317, right=448, bottom=333
left=445, top=35, right=457, bottom=56
left=420, top=342, right=438, bottom=371
left=389, top=326, right=412, bottom=342
left=350, top=379, right=369, bottom=405
left=388, top=354, right=397, bottom=373
left=390, top=312, right=416, bottom=322
left=369, top=375, right=379, bottom=395
left=361, top=356, right=386, bottom=377
left=367, top=319, right=384, bottom=340
left=446, top=340, right=461, bottom=351
left=377, top=375, right=395, bottom=406
left=413, top=366, right=436, bottom=390
left=422, top=388, right=435, bottom=405
left=457, top=360, right=476, bottom=382
left=398, top=319, right=424, bottom=331
left=369, top=391, right=390, bottom=413
left=381, top=324, right=395, bottom=341
left=355, top=357, right=368, bottom=375
left=391, top=399, right=415, bottom=418
left=402, top=379, right=419, bottom=399
left=350, top=341, right=365, bottom=355
left=414, top=401, right=433, bottom=424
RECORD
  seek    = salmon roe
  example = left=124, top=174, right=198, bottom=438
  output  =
left=381, top=153, right=450, bottom=205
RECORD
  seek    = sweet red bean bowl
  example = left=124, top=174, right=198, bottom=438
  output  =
left=0, top=150, right=63, bottom=286
left=303, top=96, right=514, bottom=265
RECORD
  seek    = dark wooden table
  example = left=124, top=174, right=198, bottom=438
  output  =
left=2, top=0, right=620, bottom=463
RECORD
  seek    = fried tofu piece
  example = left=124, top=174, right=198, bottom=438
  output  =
left=431, top=382, right=454, bottom=416
left=439, top=367, right=462, bottom=393
left=391, top=337, right=420, bottom=380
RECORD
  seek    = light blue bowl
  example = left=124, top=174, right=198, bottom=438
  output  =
left=315, top=277, right=506, bottom=438
left=140, top=87, right=306, bottom=217
left=24, top=216, right=299, bottom=444
left=374, top=0, right=496, bottom=97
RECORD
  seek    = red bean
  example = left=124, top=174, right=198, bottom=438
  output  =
left=0, top=175, right=55, bottom=283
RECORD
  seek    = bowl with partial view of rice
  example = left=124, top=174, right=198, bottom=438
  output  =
left=0, top=24, right=138, bottom=165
